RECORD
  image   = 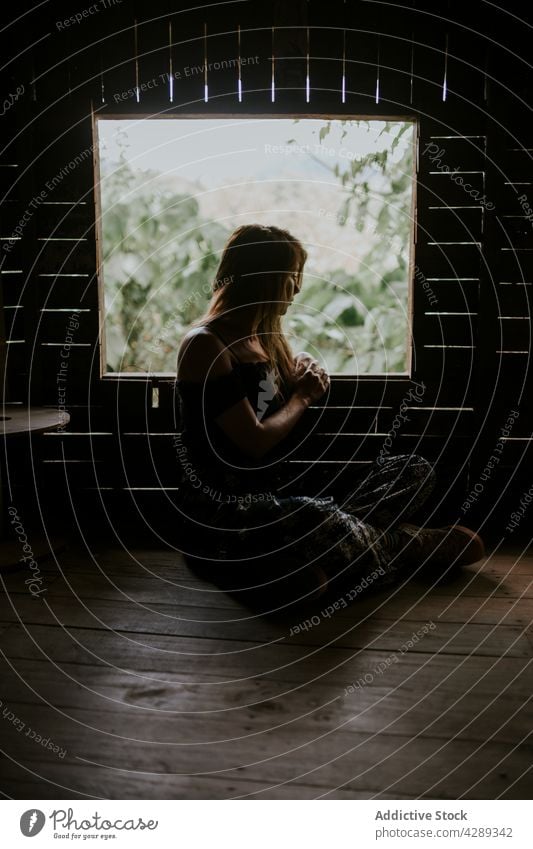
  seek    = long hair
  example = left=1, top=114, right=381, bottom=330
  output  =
left=192, top=224, right=307, bottom=399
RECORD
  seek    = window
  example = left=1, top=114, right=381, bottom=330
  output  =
left=95, top=115, right=416, bottom=375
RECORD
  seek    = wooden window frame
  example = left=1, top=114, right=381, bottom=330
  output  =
left=93, top=110, right=419, bottom=383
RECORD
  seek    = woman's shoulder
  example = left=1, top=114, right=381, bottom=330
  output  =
left=177, top=326, right=232, bottom=382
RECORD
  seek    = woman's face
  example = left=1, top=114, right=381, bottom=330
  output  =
left=280, top=267, right=302, bottom=314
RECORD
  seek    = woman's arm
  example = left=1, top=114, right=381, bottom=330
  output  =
left=215, top=386, right=311, bottom=460
left=215, top=360, right=329, bottom=460
left=178, top=329, right=329, bottom=460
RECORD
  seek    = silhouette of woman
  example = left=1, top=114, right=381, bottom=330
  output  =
left=174, top=224, right=484, bottom=607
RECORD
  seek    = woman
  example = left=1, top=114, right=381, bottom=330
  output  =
left=174, top=224, right=484, bottom=606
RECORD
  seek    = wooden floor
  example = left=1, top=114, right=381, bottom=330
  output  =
left=0, top=528, right=532, bottom=800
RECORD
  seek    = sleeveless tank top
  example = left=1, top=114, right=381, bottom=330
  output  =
left=174, top=325, right=284, bottom=496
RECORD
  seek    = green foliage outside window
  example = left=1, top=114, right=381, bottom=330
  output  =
left=100, top=119, right=414, bottom=374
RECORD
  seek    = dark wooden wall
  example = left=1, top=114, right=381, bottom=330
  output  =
left=1, top=0, right=531, bottom=535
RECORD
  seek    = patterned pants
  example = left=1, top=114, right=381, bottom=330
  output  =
left=177, top=453, right=437, bottom=599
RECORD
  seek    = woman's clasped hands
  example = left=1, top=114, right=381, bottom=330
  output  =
left=293, top=351, right=330, bottom=403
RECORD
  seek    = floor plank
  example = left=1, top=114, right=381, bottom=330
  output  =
left=5, top=562, right=533, bottom=604
left=0, top=653, right=530, bottom=746
left=1, top=589, right=531, bottom=637
left=0, top=756, right=427, bottom=800
left=1, top=609, right=530, bottom=660
left=0, top=701, right=530, bottom=799
left=0, top=538, right=531, bottom=800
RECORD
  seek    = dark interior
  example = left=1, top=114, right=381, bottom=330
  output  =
left=0, top=0, right=531, bottom=802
